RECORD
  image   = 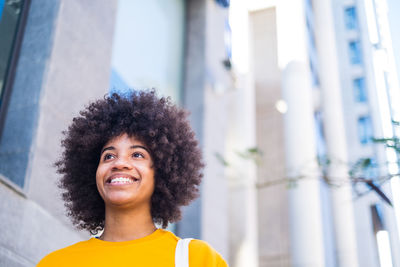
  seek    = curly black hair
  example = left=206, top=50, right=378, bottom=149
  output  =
left=56, top=90, right=203, bottom=233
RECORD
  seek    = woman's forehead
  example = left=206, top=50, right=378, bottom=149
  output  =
left=103, top=133, right=146, bottom=148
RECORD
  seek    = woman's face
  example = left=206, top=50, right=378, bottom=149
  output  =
left=96, top=133, right=155, bottom=209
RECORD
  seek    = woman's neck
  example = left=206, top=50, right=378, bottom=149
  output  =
left=100, top=205, right=156, bottom=242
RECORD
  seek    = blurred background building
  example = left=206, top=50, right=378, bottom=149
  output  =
left=229, top=0, right=400, bottom=266
left=1, top=0, right=400, bottom=266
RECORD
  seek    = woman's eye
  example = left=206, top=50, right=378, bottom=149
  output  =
left=103, top=154, right=115, bottom=161
left=133, top=152, right=144, bottom=158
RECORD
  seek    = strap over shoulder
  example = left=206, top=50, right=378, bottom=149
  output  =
left=175, top=238, right=193, bottom=267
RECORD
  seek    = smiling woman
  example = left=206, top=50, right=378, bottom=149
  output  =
left=36, top=90, right=228, bottom=267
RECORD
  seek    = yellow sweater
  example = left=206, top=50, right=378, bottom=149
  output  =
left=37, top=229, right=228, bottom=267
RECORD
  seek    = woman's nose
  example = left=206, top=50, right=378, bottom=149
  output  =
left=112, top=156, right=133, bottom=170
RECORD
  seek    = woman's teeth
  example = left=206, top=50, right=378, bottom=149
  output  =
left=109, top=177, right=136, bottom=184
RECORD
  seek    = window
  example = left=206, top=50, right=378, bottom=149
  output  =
left=353, top=77, right=368, bottom=102
left=371, top=204, right=385, bottom=232
left=363, top=157, right=379, bottom=180
left=349, top=41, right=363, bottom=65
left=371, top=204, right=394, bottom=266
left=0, top=0, right=29, bottom=131
left=0, top=0, right=30, bottom=188
left=358, top=116, right=373, bottom=144
left=215, top=0, right=230, bottom=8
left=344, top=7, right=358, bottom=30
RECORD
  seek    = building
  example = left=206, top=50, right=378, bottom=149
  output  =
left=4, top=0, right=400, bottom=266
left=0, top=0, right=233, bottom=266
left=229, top=0, right=400, bottom=266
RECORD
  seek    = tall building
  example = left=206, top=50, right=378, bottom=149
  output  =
left=0, top=0, right=232, bottom=266
left=229, top=0, right=400, bottom=266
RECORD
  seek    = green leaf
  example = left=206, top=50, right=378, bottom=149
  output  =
left=215, top=152, right=229, bottom=167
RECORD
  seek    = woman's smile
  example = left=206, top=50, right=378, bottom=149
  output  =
left=106, top=173, right=139, bottom=185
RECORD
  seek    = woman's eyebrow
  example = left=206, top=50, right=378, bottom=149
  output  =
left=101, top=146, right=115, bottom=155
left=131, top=145, right=150, bottom=153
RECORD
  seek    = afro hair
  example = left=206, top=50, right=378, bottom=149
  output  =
left=56, top=90, right=203, bottom=233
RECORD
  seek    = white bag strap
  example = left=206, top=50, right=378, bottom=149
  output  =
left=175, top=238, right=193, bottom=267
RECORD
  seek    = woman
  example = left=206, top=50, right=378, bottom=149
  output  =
left=37, top=90, right=227, bottom=266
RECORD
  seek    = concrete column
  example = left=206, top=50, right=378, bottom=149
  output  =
left=277, top=0, right=325, bottom=266
left=312, top=1, right=359, bottom=266
left=247, top=5, right=290, bottom=267
left=225, top=74, right=258, bottom=267
left=179, top=0, right=207, bottom=239
left=282, top=61, right=325, bottom=267
left=229, top=2, right=259, bottom=266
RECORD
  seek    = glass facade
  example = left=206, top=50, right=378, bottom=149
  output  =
left=353, top=77, right=368, bottom=102
left=0, top=0, right=30, bottom=188
left=215, top=0, right=229, bottom=8
left=357, top=116, right=373, bottom=144
left=349, top=41, right=363, bottom=64
left=344, top=6, right=358, bottom=30
left=0, top=0, right=25, bottom=109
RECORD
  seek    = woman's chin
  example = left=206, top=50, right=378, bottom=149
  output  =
left=104, top=193, right=137, bottom=207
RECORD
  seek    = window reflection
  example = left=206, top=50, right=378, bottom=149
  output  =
left=345, top=6, right=358, bottom=30
left=353, top=77, right=368, bottom=102
left=0, top=0, right=24, bottom=107
left=349, top=41, right=363, bottom=65
left=358, top=116, right=373, bottom=144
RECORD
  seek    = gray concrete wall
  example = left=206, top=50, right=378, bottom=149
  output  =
left=27, top=0, right=118, bottom=227
left=0, top=0, right=118, bottom=266
left=0, top=181, right=81, bottom=267
left=178, top=0, right=207, bottom=240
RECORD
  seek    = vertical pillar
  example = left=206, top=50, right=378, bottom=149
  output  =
left=278, top=1, right=325, bottom=266
left=179, top=0, right=207, bottom=239
left=226, top=74, right=258, bottom=267
left=313, top=0, right=360, bottom=266
left=229, top=2, right=259, bottom=266
left=282, top=62, right=326, bottom=267
left=248, top=6, right=289, bottom=267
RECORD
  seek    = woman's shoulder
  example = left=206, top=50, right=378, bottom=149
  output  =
left=189, top=239, right=228, bottom=267
left=189, top=239, right=216, bottom=253
left=36, top=240, right=91, bottom=266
